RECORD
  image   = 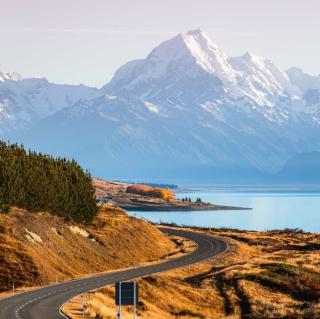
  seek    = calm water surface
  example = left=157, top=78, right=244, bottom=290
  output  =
left=127, top=186, right=320, bottom=233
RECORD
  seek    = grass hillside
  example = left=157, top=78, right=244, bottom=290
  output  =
left=66, top=228, right=320, bottom=319
left=93, top=178, right=127, bottom=200
left=0, top=206, right=177, bottom=293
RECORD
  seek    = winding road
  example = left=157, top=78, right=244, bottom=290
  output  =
left=0, top=228, right=228, bottom=319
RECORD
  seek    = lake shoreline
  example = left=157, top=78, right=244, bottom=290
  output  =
left=123, top=203, right=251, bottom=211
left=94, top=178, right=250, bottom=212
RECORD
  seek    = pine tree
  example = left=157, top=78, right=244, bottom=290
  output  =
left=0, top=141, right=97, bottom=223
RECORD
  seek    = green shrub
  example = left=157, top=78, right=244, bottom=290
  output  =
left=246, top=263, right=320, bottom=301
left=0, top=202, right=11, bottom=214
left=175, top=309, right=206, bottom=318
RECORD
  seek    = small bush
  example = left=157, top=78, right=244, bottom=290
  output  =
left=175, top=309, right=206, bottom=318
left=137, top=300, right=148, bottom=311
left=0, top=203, right=11, bottom=214
left=246, top=263, right=320, bottom=301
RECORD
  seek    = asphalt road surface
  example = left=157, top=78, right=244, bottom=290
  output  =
left=0, top=228, right=228, bottom=319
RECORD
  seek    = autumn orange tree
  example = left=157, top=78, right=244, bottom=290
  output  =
left=126, top=185, right=175, bottom=200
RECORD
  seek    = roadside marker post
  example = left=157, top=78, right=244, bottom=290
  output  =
left=80, top=294, right=84, bottom=317
left=133, top=282, right=136, bottom=319
left=119, top=282, right=122, bottom=319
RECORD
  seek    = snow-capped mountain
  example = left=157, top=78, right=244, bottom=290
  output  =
left=104, top=30, right=300, bottom=107
left=104, top=30, right=236, bottom=95
left=286, top=67, right=320, bottom=115
left=0, top=71, right=22, bottom=82
left=229, top=52, right=300, bottom=106
left=4, top=30, right=320, bottom=181
left=286, top=67, right=320, bottom=93
left=0, top=74, right=98, bottom=137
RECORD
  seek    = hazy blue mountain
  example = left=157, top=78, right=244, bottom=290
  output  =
left=272, top=152, right=320, bottom=184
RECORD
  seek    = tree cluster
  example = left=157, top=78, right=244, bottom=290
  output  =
left=0, top=141, right=97, bottom=223
left=126, top=185, right=175, bottom=200
left=181, top=197, right=202, bottom=203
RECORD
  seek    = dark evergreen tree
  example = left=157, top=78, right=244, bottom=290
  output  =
left=0, top=141, right=97, bottom=223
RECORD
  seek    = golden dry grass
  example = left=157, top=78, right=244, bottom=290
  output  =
left=65, top=227, right=320, bottom=319
left=93, top=178, right=127, bottom=200
left=0, top=206, right=176, bottom=292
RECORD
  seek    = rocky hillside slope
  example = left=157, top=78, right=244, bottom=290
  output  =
left=0, top=207, right=176, bottom=293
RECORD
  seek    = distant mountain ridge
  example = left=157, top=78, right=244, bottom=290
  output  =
left=1, top=30, right=320, bottom=181
left=273, top=152, right=320, bottom=184
left=286, top=67, right=320, bottom=93
left=0, top=71, right=22, bottom=82
left=0, top=74, right=98, bottom=137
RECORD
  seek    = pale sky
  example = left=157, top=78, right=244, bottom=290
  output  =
left=0, top=0, right=319, bottom=87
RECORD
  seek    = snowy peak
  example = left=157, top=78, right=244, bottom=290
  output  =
left=235, top=51, right=269, bottom=67
left=229, top=52, right=299, bottom=105
left=145, top=28, right=231, bottom=77
left=287, top=67, right=320, bottom=93
left=179, top=29, right=236, bottom=82
left=148, top=29, right=234, bottom=76
left=0, top=71, right=22, bottom=82
left=105, top=30, right=236, bottom=94
left=230, top=51, right=292, bottom=91
left=104, top=30, right=305, bottom=106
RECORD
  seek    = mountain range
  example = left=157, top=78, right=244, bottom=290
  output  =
left=1, top=30, right=320, bottom=182
left=0, top=72, right=98, bottom=136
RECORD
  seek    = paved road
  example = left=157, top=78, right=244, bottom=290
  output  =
left=0, top=228, right=228, bottom=319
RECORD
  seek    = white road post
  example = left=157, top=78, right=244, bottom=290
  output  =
left=80, top=294, right=84, bottom=317
left=133, top=281, right=136, bottom=319
left=119, top=282, right=122, bottom=319
left=12, top=283, right=15, bottom=293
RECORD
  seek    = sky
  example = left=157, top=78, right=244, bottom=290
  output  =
left=0, top=0, right=319, bottom=87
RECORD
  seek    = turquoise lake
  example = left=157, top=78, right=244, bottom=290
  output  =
left=127, top=186, right=320, bottom=233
